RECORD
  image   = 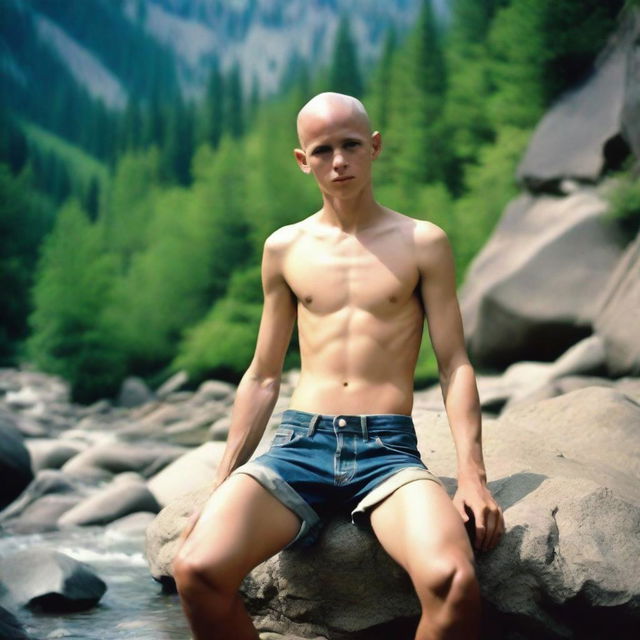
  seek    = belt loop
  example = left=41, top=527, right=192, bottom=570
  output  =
left=360, top=415, right=368, bottom=440
left=308, top=414, right=320, bottom=437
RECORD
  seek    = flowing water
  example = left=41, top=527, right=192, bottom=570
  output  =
left=0, top=526, right=191, bottom=640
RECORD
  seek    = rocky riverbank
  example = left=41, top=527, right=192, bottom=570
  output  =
left=1, top=356, right=639, bottom=639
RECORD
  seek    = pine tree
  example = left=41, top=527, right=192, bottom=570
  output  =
left=224, top=63, right=244, bottom=139
left=204, top=57, right=225, bottom=148
left=328, top=15, right=364, bottom=98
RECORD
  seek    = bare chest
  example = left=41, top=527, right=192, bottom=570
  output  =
left=283, top=232, right=420, bottom=315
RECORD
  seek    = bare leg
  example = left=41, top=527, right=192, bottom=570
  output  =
left=369, top=480, right=481, bottom=640
left=172, top=473, right=302, bottom=640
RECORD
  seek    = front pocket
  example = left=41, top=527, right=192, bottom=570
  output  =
left=271, top=428, right=296, bottom=447
left=374, top=435, right=421, bottom=459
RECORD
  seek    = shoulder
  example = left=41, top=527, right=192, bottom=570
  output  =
left=385, top=209, right=450, bottom=261
left=263, top=222, right=305, bottom=255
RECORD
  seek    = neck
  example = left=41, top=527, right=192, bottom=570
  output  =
left=318, top=186, right=382, bottom=233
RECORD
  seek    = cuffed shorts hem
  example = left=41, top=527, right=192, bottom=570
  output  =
left=229, top=461, right=322, bottom=550
left=350, top=466, right=445, bottom=530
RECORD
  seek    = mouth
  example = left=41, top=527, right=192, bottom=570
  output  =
left=332, top=176, right=354, bottom=182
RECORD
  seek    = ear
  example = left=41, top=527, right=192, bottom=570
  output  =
left=294, top=148, right=311, bottom=174
left=371, top=131, right=382, bottom=160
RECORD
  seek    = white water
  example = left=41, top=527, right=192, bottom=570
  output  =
left=0, top=526, right=190, bottom=639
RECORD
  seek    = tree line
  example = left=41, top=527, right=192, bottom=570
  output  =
left=0, top=0, right=631, bottom=402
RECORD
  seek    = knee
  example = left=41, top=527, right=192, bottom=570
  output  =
left=172, top=550, right=236, bottom=600
left=413, top=553, right=479, bottom=610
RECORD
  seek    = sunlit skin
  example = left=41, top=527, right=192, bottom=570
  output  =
left=172, top=92, right=504, bottom=640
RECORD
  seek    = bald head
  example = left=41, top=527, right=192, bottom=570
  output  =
left=296, top=92, right=372, bottom=148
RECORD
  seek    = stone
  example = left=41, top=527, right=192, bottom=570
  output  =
left=116, top=376, right=153, bottom=408
left=146, top=442, right=226, bottom=507
left=58, top=474, right=160, bottom=527
left=0, top=419, right=33, bottom=510
left=0, top=605, right=35, bottom=640
left=0, top=548, right=106, bottom=612
left=516, top=19, right=630, bottom=190
left=0, top=468, right=89, bottom=534
left=25, top=438, right=87, bottom=472
left=155, top=370, right=189, bottom=399
left=621, top=8, right=640, bottom=158
left=593, top=231, right=640, bottom=375
left=60, top=442, right=185, bottom=478
left=459, top=191, right=624, bottom=368
left=192, top=379, right=236, bottom=404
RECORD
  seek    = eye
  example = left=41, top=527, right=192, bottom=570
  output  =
left=344, top=140, right=361, bottom=149
left=312, top=145, right=331, bottom=155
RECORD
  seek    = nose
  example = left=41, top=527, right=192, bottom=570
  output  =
left=333, top=150, right=348, bottom=170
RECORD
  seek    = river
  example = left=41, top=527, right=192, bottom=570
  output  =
left=0, top=525, right=191, bottom=639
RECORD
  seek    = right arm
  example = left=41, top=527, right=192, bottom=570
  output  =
left=211, top=230, right=297, bottom=489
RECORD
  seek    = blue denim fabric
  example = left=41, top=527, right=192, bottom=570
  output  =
left=230, top=409, right=442, bottom=550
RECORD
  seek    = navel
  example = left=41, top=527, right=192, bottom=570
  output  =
left=389, top=295, right=398, bottom=303
left=343, top=381, right=348, bottom=387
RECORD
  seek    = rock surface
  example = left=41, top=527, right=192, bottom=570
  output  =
left=459, top=190, right=624, bottom=367
left=0, top=548, right=106, bottom=612
left=593, top=230, right=640, bottom=375
left=145, top=385, right=640, bottom=639
left=0, top=418, right=33, bottom=510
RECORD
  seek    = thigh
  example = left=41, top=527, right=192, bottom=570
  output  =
left=175, top=473, right=302, bottom=588
left=369, top=479, right=473, bottom=575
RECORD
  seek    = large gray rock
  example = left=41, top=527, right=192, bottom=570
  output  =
left=0, top=419, right=33, bottom=510
left=0, top=605, right=36, bottom=640
left=116, top=376, right=153, bottom=408
left=459, top=190, right=624, bottom=368
left=58, top=473, right=160, bottom=527
left=0, top=469, right=87, bottom=534
left=593, top=231, right=640, bottom=375
left=517, top=13, right=630, bottom=190
left=621, top=8, right=640, bottom=158
left=145, top=386, right=640, bottom=639
left=25, top=438, right=86, bottom=472
left=61, top=441, right=185, bottom=478
left=0, top=548, right=106, bottom=612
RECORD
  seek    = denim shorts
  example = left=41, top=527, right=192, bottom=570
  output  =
left=229, top=409, right=444, bottom=550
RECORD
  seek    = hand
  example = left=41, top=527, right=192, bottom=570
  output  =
left=175, top=481, right=221, bottom=547
left=453, top=480, right=504, bottom=552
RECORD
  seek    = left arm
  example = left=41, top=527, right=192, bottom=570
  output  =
left=416, top=223, right=504, bottom=551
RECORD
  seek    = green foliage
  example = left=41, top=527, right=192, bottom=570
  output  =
left=602, top=166, right=640, bottom=241
left=453, top=126, right=532, bottom=275
left=328, top=15, right=364, bottom=98
left=0, top=165, right=52, bottom=364
left=174, top=265, right=299, bottom=383
left=26, top=199, right=125, bottom=402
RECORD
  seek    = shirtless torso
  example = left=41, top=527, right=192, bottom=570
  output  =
left=172, top=92, right=503, bottom=640
left=285, top=209, right=425, bottom=415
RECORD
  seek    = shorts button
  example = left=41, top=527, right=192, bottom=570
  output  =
left=338, top=418, right=347, bottom=427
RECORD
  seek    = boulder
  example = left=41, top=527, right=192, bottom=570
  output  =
left=0, top=469, right=87, bottom=534
left=0, top=548, right=106, bottom=612
left=146, top=442, right=226, bottom=507
left=621, top=8, right=640, bottom=158
left=61, top=441, right=185, bottom=478
left=145, top=387, right=640, bottom=639
left=0, top=419, right=33, bottom=510
left=155, top=370, right=189, bottom=399
left=516, top=12, right=632, bottom=190
left=58, top=473, right=160, bottom=527
left=116, top=376, right=153, bottom=408
left=25, top=438, right=86, bottom=472
left=459, top=190, right=624, bottom=368
left=593, top=231, right=640, bottom=375
left=0, top=605, right=36, bottom=640
left=192, top=379, right=236, bottom=405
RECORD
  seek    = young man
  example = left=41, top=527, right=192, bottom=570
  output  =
left=172, top=92, right=504, bottom=640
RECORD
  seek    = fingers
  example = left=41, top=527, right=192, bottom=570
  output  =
left=473, top=503, right=504, bottom=552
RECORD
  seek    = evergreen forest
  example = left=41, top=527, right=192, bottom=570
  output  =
left=1, top=0, right=634, bottom=402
